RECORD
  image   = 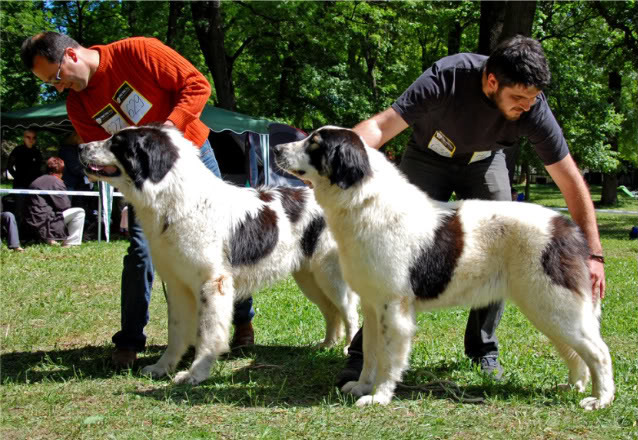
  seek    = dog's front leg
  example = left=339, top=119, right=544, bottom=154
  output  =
left=341, top=302, right=377, bottom=397
left=355, top=299, right=415, bottom=407
left=174, top=275, right=234, bottom=385
left=142, top=281, right=195, bottom=378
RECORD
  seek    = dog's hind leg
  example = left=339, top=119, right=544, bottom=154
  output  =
left=174, top=275, right=234, bottom=385
left=514, top=290, right=614, bottom=410
left=355, top=299, right=416, bottom=407
left=311, top=259, right=360, bottom=351
left=142, top=281, right=196, bottom=378
left=549, top=337, right=590, bottom=392
left=293, top=270, right=342, bottom=348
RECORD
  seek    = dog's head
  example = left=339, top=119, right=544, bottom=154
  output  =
left=79, top=125, right=179, bottom=190
left=273, top=126, right=372, bottom=189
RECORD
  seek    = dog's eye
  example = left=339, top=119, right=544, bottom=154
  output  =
left=296, top=170, right=306, bottom=176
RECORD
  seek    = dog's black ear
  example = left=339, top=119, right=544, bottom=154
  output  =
left=138, top=128, right=179, bottom=184
left=113, top=127, right=178, bottom=189
left=326, top=130, right=372, bottom=189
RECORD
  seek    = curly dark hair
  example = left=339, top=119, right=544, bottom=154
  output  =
left=21, top=32, right=80, bottom=70
left=485, top=35, right=551, bottom=90
left=46, top=157, right=65, bottom=175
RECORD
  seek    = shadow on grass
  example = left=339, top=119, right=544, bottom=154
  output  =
left=0, top=345, right=121, bottom=382
left=134, top=347, right=550, bottom=408
left=1, top=344, right=553, bottom=408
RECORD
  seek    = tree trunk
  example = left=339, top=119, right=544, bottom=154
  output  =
left=166, top=2, right=185, bottom=49
left=500, top=1, right=536, bottom=42
left=191, top=0, right=237, bottom=111
left=447, top=21, right=462, bottom=56
left=478, top=1, right=536, bottom=53
left=523, top=159, right=531, bottom=201
left=478, top=1, right=505, bottom=54
left=478, top=0, right=537, bottom=188
left=600, top=70, right=622, bottom=205
left=601, top=173, right=618, bottom=205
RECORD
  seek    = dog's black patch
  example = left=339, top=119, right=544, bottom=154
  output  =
left=258, top=189, right=275, bottom=203
left=277, top=187, right=307, bottom=223
left=410, top=212, right=464, bottom=299
left=109, top=126, right=179, bottom=189
left=301, top=215, right=326, bottom=258
left=230, top=206, right=279, bottom=266
left=308, top=128, right=372, bottom=189
left=541, top=215, right=590, bottom=294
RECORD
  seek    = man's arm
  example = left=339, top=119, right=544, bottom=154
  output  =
left=545, top=153, right=606, bottom=299
left=143, top=38, right=210, bottom=130
left=6, top=148, right=17, bottom=177
left=353, top=107, right=409, bottom=150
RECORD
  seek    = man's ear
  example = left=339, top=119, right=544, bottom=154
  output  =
left=66, top=47, right=78, bottom=63
left=485, top=72, right=499, bottom=93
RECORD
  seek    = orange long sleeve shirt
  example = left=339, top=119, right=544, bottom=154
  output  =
left=67, top=37, right=211, bottom=147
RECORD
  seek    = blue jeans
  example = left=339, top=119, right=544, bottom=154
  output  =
left=112, top=137, right=255, bottom=352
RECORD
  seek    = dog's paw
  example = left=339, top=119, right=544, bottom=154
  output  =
left=355, top=393, right=392, bottom=407
left=557, top=382, right=586, bottom=393
left=314, top=339, right=337, bottom=350
left=141, top=364, right=168, bottom=378
left=340, top=380, right=358, bottom=394
left=341, top=381, right=373, bottom=397
left=173, top=370, right=202, bottom=385
left=579, top=395, right=613, bottom=411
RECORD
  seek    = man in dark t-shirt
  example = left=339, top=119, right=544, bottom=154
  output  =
left=7, top=129, right=43, bottom=189
left=337, top=36, right=605, bottom=387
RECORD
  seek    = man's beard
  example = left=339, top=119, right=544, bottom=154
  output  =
left=488, top=89, right=524, bottom=121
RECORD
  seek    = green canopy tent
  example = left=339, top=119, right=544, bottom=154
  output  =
left=0, top=101, right=271, bottom=145
left=1, top=102, right=306, bottom=240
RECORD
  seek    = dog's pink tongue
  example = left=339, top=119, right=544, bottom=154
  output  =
left=90, top=164, right=118, bottom=174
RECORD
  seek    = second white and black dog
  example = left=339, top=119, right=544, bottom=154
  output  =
left=79, top=125, right=358, bottom=385
left=274, top=126, right=614, bottom=410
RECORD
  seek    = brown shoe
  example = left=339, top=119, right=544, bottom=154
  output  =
left=111, top=347, right=137, bottom=369
left=230, top=322, right=254, bottom=349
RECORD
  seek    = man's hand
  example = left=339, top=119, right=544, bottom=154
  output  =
left=163, top=120, right=175, bottom=127
left=589, top=259, right=606, bottom=300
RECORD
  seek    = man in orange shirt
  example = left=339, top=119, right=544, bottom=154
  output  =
left=21, top=32, right=256, bottom=368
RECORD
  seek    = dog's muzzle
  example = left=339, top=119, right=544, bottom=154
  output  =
left=78, top=142, right=121, bottom=178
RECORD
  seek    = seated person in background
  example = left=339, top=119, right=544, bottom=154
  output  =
left=59, top=131, right=99, bottom=240
left=23, top=157, right=85, bottom=246
left=511, top=188, right=519, bottom=201
left=1, top=199, right=24, bottom=252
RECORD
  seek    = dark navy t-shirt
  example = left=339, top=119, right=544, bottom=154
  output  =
left=391, top=53, right=569, bottom=165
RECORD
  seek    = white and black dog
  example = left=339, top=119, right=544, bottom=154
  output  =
left=78, top=125, right=358, bottom=385
left=274, top=126, right=614, bottom=410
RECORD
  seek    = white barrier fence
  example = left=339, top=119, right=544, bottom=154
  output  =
left=0, top=182, right=123, bottom=242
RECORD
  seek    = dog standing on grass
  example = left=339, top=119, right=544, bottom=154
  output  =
left=79, top=125, right=359, bottom=385
left=274, top=126, right=614, bottom=410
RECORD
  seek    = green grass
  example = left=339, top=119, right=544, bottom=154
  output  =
left=515, top=183, right=638, bottom=212
left=1, top=196, right=637, bottom=439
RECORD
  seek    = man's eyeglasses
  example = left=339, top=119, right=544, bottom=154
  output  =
left=45, top=52, right=65, bottom=85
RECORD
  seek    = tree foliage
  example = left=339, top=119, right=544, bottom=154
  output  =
left=1, top=0, right=635, bottom=175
